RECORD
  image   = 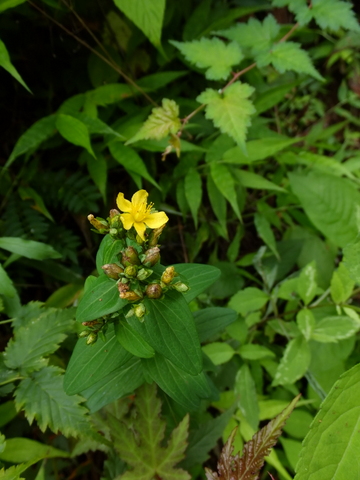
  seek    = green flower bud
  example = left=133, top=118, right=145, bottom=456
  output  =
left=121, top=247, right=140, bottom=266
left=86, top=332, right=98, bottom=345
left=142, top=247, right=160, bottom=267
left=134, top=303, right=146, bottom=319
left=87, top=214, right=109, bottom=232
left=145, top=283, right=163, bottom=299
left=161, top=266, right=177, bottom=285
left=102, top=263, right=124, bottom=279
left=121, top=290, right=143, bottom=301
left=148, top=224, right=166, bottom=247
left=124, top=265, right=138, bottom=278
left=172, top=281, right=189, bottom=293
left=125, top=308, right=135, bottom=318
left=137, top=268, right=153, bottom=281
left=78, top=330, right=90, bottom=338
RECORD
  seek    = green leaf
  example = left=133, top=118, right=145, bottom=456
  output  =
left=311, top=0, right=359, bottom=32
left=289, top=171, right=360, bottom=248
left=85, top=152, right=107, bottom=201
left=86, top=83, right=133, bottom=106
left=237, top=170, right=286, bottom=192
left=202, top=342, right=235, bottom=365
left=18, top=186, right=54, bottom=222
left=0, top=39, right=30, bottom=92
left=184, top=167, right=202, bottom=228
left=223, top=136, right=298, bottom=164
left=235, top=364, right=259, bottom=431
left=0, top=401, right=17, bottom=428
left=343, top=240, right=360, bottom=283
left=76, top=274, right=127, bottom=323
left=15, top=366, right=91, bottom=437
left=113, top=0, right=165, bottom=48
left=238, top=344, right=275, bottom=360
left=296, top=309, right=316, bottom=341
left=142, top=355, right=213, bottom=410
left=56, top=114, right=95, bottom=157
left=254, top=81, right=299, bottom=114
left=115, top=320, right=155, bottom=358
left=298, top=261, right=318, bottom=306
left=0, top=0, right=26, bottom=13
left=6, top=115, right=56, bottom=168
left=216, top=14, right=280, bottom=55
left=3, top=308, right=74, bottom=373
left=173, top=263, right=221, bottom=302
left=295, top=363, right=360, bottom=479
left=257, top=41, right=324, bottom=81
left=64, top=324, right=132, bottom=395
left=126, top=290, right=202, bottom=375
left=228, top=287, right=269, bottom=316
left=0, top=238, right=61, bottom=260
left=96, top=235, right=125, bottom=275
left=311, top=315, right=360, bottom=343
left=0, top=462, right=33, bottom=480
left=273, top=336, right=311, bottom=386
left=330, top=263, right=355, bottom=304
left=254, top=213, right=280, bottom=259
left=110, top=383, right=190, bottom=480
left=109, top=142, right=160, bottom=189
left=81, top=357, right=144, bottom=412
left=193, top=307, right=237, bottom=342
left=197, top=83, right=255, bottom=153
left=210, top=162, right=241, bottom=220
left=171, top=38, right=243, bottom=81
left=0, top=438, right=70, bottom=463
left=0, top=264, right=17, bottom=298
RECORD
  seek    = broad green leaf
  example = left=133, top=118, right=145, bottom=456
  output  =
left=126, top=290, right=202, bottom=375
left=207, top=174, right=227, bottom=232
left=257, top=41, right=324, bottom=81
left=295, top=363, right=360, bottom=479
left=174, top=263, right=221, bottom=302
left=0, top=401, right=17, bottom=428
left=95, top=235, right=125, bottom=275
left=237, top=170, right=286, bottom=192
left=283, top=409, right=313, bottom=439
left=127, top=99, right=181, bottom=144
left=0, top=0, right=26, bottom=12
left=273, top=336, right=311, bottom=386
left=254, top=81, right=299, bottom=114
left=109, top=142, right=160, bottom=189
left=311, top=315, right=360, bottom=343
left=239, top=344, right=275, bottom=360
left=86, top=83, right=132, bottom=105
left=6, top=115, right=56, bottom=168
left=142, top=355, right=213, bottom=410
left=343, top=240, right=360, bottom=283
left=280, top=437, right=303, bottom=471
left=115, top=320, right=155, bottom=358
left=0, top=238, right=61, bottom=260
left=216, top=14, right=280, bottom=55
left=0, top=39, right=30, bottom=92
left=0, top=264, right=17, bottom=298
left=254, top=213, right=280, bottom=259
left=210, top=162, right=241, bottom=220
left=296, top=309, right=315, bottom=341
left=311, top=0, right=359, bottom=32
left=193, top=307, right=237, bottom=342
left=330, top=263, right=355, bottom=304
left=110, top=383, right=190, bottom=480
left=3, top=308, right=74, bottom=373
left=197, top=82, right=255, bottom=153
left=72, top=112, right=124, bottom=138
left=298, top=262, right=318, bottom=306
left=184, top=167, right=202, bottom=228
left=113, top=0, right=165, bottom=48
left=64, top=324, right=132, bottom=395
left=235, top=364, right=259, bottom=431
left=56, top=114, right=95, bottom=157
left=76, top=274, right=126, bottom=322
left=15, top=366, right=91, bottom=437
left=171, top=37, right=243, bottom=80
left=0, top=438, right=70, bottom=463
left=81, top=357, right=144, bottom=412
left=229, top=287, right=269, bottom=316
left=289, top=171, right=360, bottom=247
left=202, top=342, right=235, bottom=365
left=223, top=136, right=298, bottom=164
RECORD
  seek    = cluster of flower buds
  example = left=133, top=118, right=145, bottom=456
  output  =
left=87, top=209, right=125, bottom=240
left=79, top=318, right=108, bottom=345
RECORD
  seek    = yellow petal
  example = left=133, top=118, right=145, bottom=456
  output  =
left=133, top=221, right=147, bottom=241
left=131, top=190, right=148, bottom=207
left=117, top=193, right=132, bottom=212
left=144, top=211, right=169, bottom=229
left=120, top=213, right=134, bottom=230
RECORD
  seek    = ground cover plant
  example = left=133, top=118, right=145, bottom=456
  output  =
left=1, top=0, right=360, bottom=478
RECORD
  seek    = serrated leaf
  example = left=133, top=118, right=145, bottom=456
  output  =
left=127, top=99, right=181, bottom=144
left=206, top=395, right=300, bottom=480
left=210, top=162, right=241, bottom=220
left=0, top=237, right=61, bottom=261
left=3, top=308, right=74, bottom=373
left=171, top=37, right=243, bottom=80
left=295, top=363, right=360, bottom=479
left=229, top=287, right=269, bottom=316
left=113, top=0, right=165, bottom=48
left=184, top=167, right=202, bottom=228
left=0, top=264, right=17, bottom=298
left=272, top=336, right=311, bottom=386
left=56, top=114, right=95, bottom=157
left=0, top=38, right=30, bottom=93
left=254, top=213, right=280, bottom=260
left=111, top=383, right=190, bottom=480
left=202, top=343, right=235, bottom=366
left=15, top=366, right=91, bottom=437
left=311, top=0, right=359, bottom=32
left=198, top=83, right=255, bottom=152
left=257, top=41, right=324, bottom=81
left=289, top=171, right=360, bottom=248
left=216, top=14, right=280, bottom=55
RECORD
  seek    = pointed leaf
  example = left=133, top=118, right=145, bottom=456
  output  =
left=0, top=264, right=17, bottom=298
left=229, top=287, right=269, bottom=316
left=311, top=315, right=360, bottom=343
left=194, top=307, right=237, bottom=342
left=254, top=213, right=280, bottom=259
left=115, top=320, right=155, bottom=358
left=56, top=114, right=95, bottom=157
left=173, top=263, right=221, bottom=302
left=235, top=364, right=259, bottom=431
left=311, top=0, right=359, bottom=32
left=273, top=336, right=311, bottom=386
left=0, top=39, right=30, bottom=92
left=0, top=238, right=61, bottom=261
left=184, top=167, right=202, bottom=228
left=0, top=438, right=70, bottom=463
left=210, top=162, right=241, bottom=220
left=298, top=262, right=318, bottom=306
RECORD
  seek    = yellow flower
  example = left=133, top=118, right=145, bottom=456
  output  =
left=116, top=190, right=169, bottom=241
